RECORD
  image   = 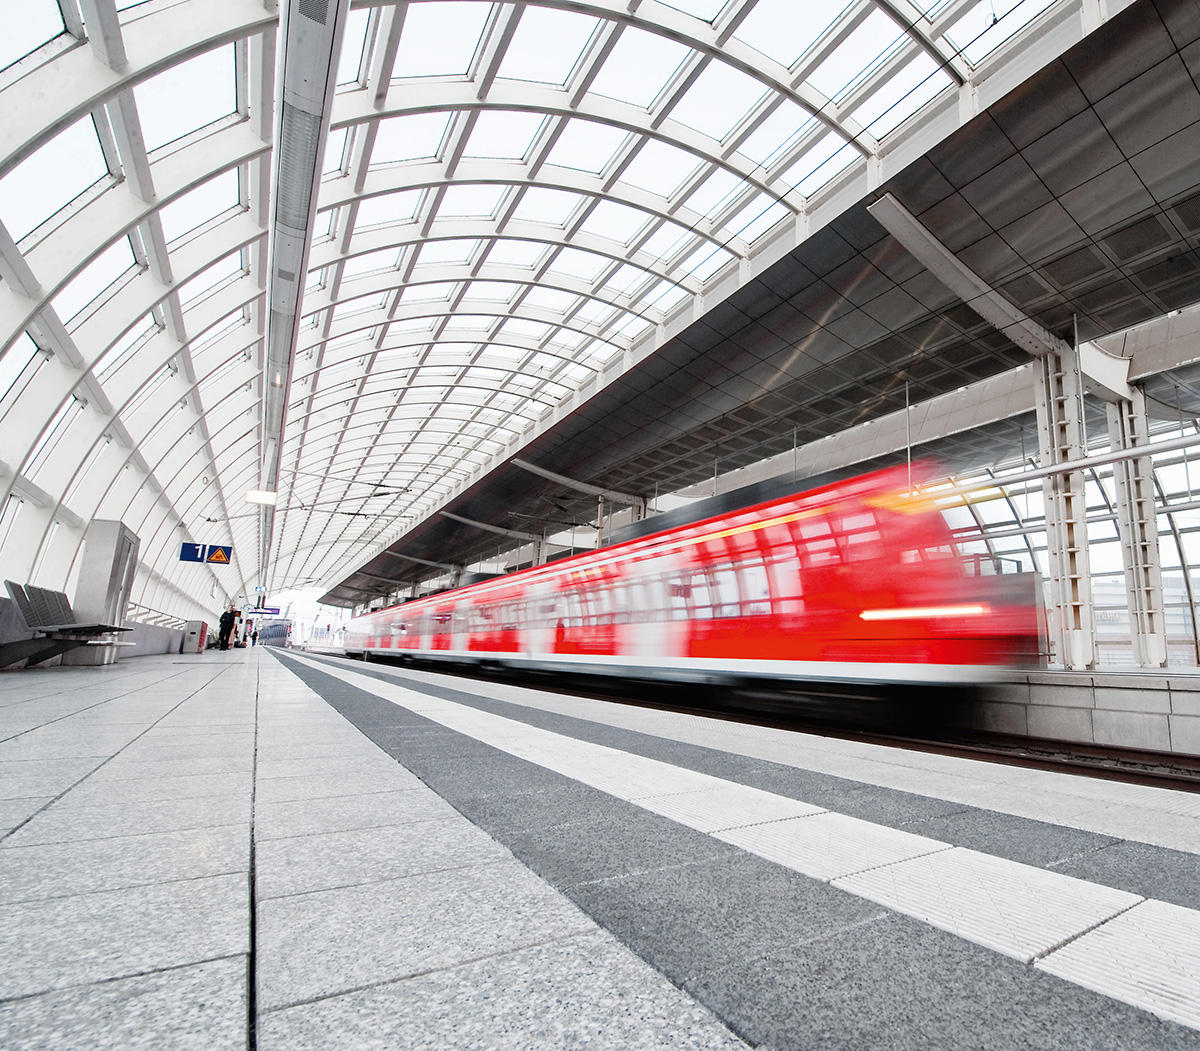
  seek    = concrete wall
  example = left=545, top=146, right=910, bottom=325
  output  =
left=973, top=672, right=1200, bottom=756
left=122, top=621, right=184, bottom=658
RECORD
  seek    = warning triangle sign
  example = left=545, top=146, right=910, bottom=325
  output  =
left=206, top=545, right=231, bottom=564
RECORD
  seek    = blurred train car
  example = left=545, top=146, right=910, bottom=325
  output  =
left=345, top=465, right=1042, bottom=696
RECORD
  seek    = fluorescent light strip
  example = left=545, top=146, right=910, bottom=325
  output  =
left=859, top=604, right=989, bottom=620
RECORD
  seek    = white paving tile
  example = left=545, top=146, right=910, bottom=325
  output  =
left=834, top=847, right=1142, bottom=963
left=635, top=784, right=826, bottom=833
left=1036, top=899, right=1200, bottom=1030
left=713, top=812, right=949, bottom=882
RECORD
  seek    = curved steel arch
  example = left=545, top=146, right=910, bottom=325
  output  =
left=332, top=84, right=802, bottom=212
left=311, top=221, right=705, bottom=295
left=346, top=0, right=880, bottom=156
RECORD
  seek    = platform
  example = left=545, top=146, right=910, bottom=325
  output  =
left=0, top=650, right=1198, bottom=1049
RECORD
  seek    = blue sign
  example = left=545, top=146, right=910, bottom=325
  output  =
left=180, top=543, right=206, bottom=562
left=205, top=545, right=232, bottom=565
left=256, top=606, right=280, bottom=615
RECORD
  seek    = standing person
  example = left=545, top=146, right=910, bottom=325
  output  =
left=251, top=629, right=258, bottom=647
left=218, top=606, right=235, bottom=650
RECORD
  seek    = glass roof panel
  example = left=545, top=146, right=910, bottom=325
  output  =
left=806, top=9, right=906, bottom=102
left=659, top=0, right=729, bottom=20
left=158, top=169, right=240, bottom=243
left=779, top=132, right=844, bottom=190
left=496, top=7, right=599, bottom=85
left=355, top=189, right=423, bottom=227
left=547, top=247, right=608, bottom=281
left=577, top=200, right=649, bottom=244
left=337, top=8, right=371, bottom=85
left=852, top=53, right=950, bottom=137
left=51, top=237, right=137, bottom=323
left=543, top=120, right=629, bottom=174
left=733, top=0, right=849, bottom=69
left=323, top=127, right=349, bottom=174
left=586, top=29, right=691, bottom=109
left=392, top=1, right=492, bottom=78
left=461, top=280, right=520, bottom=301
left=945, top=0, right=1058, bottom=64
left=667, top=61, right=770, bottom=142
left=522, top=286, right=577, bottom=310
left=647, top=281, right=690, bottom=312
left=639, top=221, right=695, bottom=260
left=437, top=184, right=507, bottom=217
left=510, top=188, right=583, bottom=225
left=484, top=240, right=546, bottom=266
left=462, top=110, right=546, bottom=159
left=734, top=101, right=819, bottom=168
left=679, top=243, right=734, bottom=281
left=618, top=139, right=702, bottom=198
left=0, top=114, right=107, bottom=241
left=0, top=0, right=63, bottom=71
left=401, top=281, right=456, bottom=302
left=372, top=113, right=451, bottom=163
left=684, top=168, right=746, bottom=218
left=342, top=248, right=402, bottom=278
left=177, top=251, right=245, bottom=306
left=728, top=196, right=789, bottom=242
left=134, top=45, right=237, bottom=152
left=795, top=140, right=857, bottom=196
left=602, top=263, right=652, bottom=296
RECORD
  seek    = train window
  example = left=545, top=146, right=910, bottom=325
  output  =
left=668, top=577, right=692, bottom=620
left=564, top=590, right=583, bottom=627
left=739, top=562, right=771, bottom=616
left=711, top=566, right=740, bottom=618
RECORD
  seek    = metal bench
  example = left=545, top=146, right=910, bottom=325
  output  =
left=1, top=580, right=129, bottom=669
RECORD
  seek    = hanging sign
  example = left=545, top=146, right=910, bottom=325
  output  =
left=180, top=543, right=207, bottom=562
left=206, top=545, right=233, bottom=564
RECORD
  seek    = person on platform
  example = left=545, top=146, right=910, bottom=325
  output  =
left=251, top=629, right=259, bottom=647
left=218, top=606, right=235, bottom=650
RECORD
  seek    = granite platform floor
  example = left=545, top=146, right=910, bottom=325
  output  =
left=0, top=648, right=1197, bottom=1049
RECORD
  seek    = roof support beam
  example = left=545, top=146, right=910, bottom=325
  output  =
left=867, top=193, right=1072, bottom=359
left=439, top=511, right=543, bottom=544
left=868, top=193, right=1182, bottom=420
left=511, top=458, right=646, bottom=515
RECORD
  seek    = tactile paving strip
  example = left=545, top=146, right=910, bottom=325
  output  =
left=632, top=784, right=826, bottom=833
left=1036, top=898, right=1200, bottom=1029
left=715, top=812, right=949, bottom=881
left=834, top=846, right=1142, bottom=962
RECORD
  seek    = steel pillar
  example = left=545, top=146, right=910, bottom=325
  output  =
left=1034, top=346, right=1096, bottom=670
left=1107, top=389, right=1167, bottom=667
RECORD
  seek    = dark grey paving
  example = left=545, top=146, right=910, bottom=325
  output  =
left=288, top=654, right=1197, bottom=906
left=691, top=912, right=1200, bottom=1051
left=1053, top=839, right=1200, bottom=909
left=275, top=653, right=1200, bottom=1049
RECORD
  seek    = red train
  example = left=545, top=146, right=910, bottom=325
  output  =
left=345, top=465, right=1041, bottom=687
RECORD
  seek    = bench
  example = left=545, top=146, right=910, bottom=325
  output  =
left=1, top=580, right=130, bottom=669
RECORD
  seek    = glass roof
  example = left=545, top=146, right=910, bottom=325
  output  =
left=0, top=0, right=1098, bottom=619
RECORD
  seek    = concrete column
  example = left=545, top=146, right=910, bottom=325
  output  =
left=1107, top=389, right=1167, bottom=667
left=1034, top=346, right=1096, bottom=670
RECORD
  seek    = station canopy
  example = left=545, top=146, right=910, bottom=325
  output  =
left=0, top=0, right=1144, bottom=619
